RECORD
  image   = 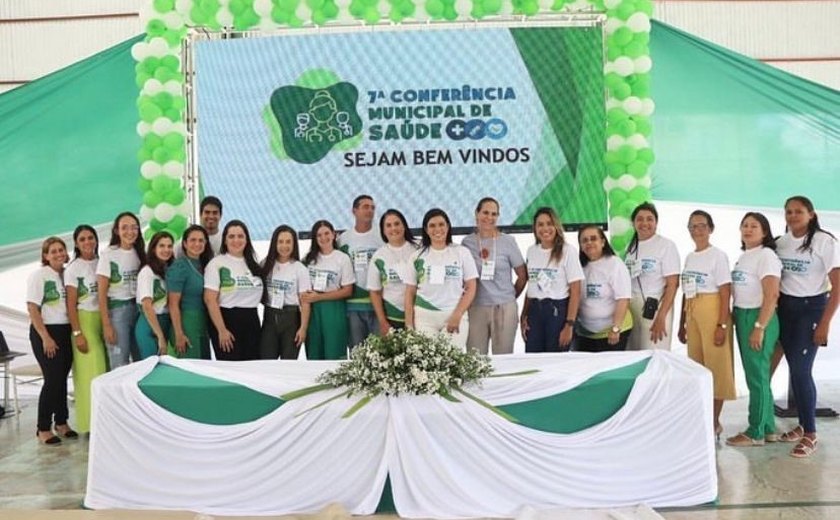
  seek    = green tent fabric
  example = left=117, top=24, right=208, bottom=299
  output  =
left=0, top=35, right=142, bottom=250
left=650, top=21, right=840, bottom=209
left=2, top=21, right=839, bottom=255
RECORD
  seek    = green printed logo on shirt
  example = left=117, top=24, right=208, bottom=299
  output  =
left=109, top=262, right=122, bottom=285
left=76, top=277, right=89, bottom=300
left=219, top=267, right=236, bottom=291
left=375, top=258, right=388, bottom=286
left=43, top=281, right=60, bottom=306
left=414, top=258, right=426, bottom=284
left=152, top=278, right=166, bottom=304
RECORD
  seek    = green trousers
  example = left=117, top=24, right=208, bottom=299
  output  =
left=168, top=308, right=210, bottom=359
left=73, top=310, right=109, bottom=433
left=307, top=300, right=348, bottom=360
left=733, top=307, right=779, bottom=439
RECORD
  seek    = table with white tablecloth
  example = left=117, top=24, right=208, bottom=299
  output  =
left=84, top=351, right=716, bottom=518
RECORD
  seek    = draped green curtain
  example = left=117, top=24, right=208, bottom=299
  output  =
left=650, top=21, right=840, bottom=209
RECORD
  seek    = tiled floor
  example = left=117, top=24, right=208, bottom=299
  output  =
left=2, top=382, right=840, bottom=519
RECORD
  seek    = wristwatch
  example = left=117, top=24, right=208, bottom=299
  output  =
left=72, top=330, right=82, bottom=337
left=610, top=325, right=621, bottom=334
left=754, top=322, right=765, bottom=330
left=565, top=319, right=576, bottom=326
left=716, top=323, right=728, bottom=330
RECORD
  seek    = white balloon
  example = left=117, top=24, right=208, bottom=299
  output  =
left=163, top=161, right=186, bottom=179
left=607, top=135, right=625, bottom=151
left=154, top=202, right=177, bottom=223
left=626, top=12, right=651, bottom=33
left=634, top=56, right=653, bottom=74
left=170, top=122, right=188, bottom=136
left=637, top=175, right=652, bottom=188
left=616, top=174, right=638, bottom=191
left=603, top=62, right=615, bottom=75
left=152, top=118, right=174, bottom=135
left=604, top=18, right=623, bottom=35
left=603, top=177, right=617, bottom=192
left=216, top=10, right=234, bottom=27
left=569, top=0, right=590, bottom=11
left=627, top=134, right=649, bottom=149
left=130, top=42, right=148, bottom=61
left=136, top=122, right=152, bottom=137
left=143, top=78, right=165, bottom=96
left=640, top=98, right=656, bottom=117
left=604, top=0, right=623, bottom=9
left=613, top=57, right=635, bottom=77
left=141, top=161, right=163, bottom=179
left=609, top=216, right=633, bottom=237
left=254, top=0, right=274, bottom=17
left=162, top=11, right=185, bottom=30
left=139, top=204, right=155, bottom=223
left=175, top=0, right=193, bottom=16
left=454, top=0, right=471, bottom=17
left=148, top=37, right=171, bottom=57
left=164, top=80, right=183, bottom=96
left=622, top=96, right=643, bottom=115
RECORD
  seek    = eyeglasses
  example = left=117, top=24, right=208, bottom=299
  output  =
left=687, top=224, right=709, bottom=231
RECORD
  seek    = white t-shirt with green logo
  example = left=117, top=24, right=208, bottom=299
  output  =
left=367, top=242, right=418, bottom=320
left=204, top=254, right=263, bottom=309
left=307, top=251, right=355, bottom=293
left=265, top=260, right=311, bottom=309
left=64, top=258, right=99, bottom=313
left=525, top=244, right=585, bottom=300
left=136, top=265, right=169, bottom=315
left=27, top=266, right=68, bottom=325
left=338, top=228, right=383, bottom=294
left=96, top=246, right=140, bottom=301
left=405, top=245, right=479, bottom=312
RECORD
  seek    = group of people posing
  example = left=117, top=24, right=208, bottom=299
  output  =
left=27, top=195, right=837, bottom=460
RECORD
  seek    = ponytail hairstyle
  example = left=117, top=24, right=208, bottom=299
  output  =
left=785, top=195, right=835, bottom=252
left=532, top=207, right=566, bottom=264
left=626, top=202, right=658, bottom=256
left=144, top=231, right=175, bottom=278
left=304, top=220, right=338, bottom=266
left=220, top=220, right=261, bottom=276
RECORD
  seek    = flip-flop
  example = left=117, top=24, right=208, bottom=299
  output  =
left=780, top=425, right=804, bottom=443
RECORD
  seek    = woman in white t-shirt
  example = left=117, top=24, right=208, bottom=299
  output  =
left=624, top=202, right=680, bottom=350
left=28, top=237, right=76, bottom=444
left=774, top=196, right=840, bottom=457
left=676, top=210, right=736, bottom=440
left=726, top=212, right=781, bottom=448
left=135, top=232, right=175, bottom=360
left=576, top=225, right=632, bottom=351
left=301, top=220, right=355, bottom=360
left=259, top=225, right=312, bottom=360
left=64, top=225, right=108, bottom=434
left=97, top=212, right=145, bottom=369
left=520, top=207, right=583, bottom=353
left=404, top=208, right=478, bottom=349
left=204, top=220, right=264, bottom=361
left=368, top=209, right=418, bottom=335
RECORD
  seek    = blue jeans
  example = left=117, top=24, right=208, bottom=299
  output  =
left=347, top=310, right=379, bottom=348
left=525, top=298, right=571, bottom=353
left=778, top=293, right=827, bottom=433
left=107, top=302, right=138, bottom=369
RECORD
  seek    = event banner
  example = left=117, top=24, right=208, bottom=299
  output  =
left=194, top=23, right=606, bottom=238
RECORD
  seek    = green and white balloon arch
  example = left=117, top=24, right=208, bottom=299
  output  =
left=132, top=0, right=654, bottom=252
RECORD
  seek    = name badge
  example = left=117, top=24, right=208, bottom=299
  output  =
left=354, top=250, right=369, bottom=269
left=683, top=276, right=697, bottom=299
left=480, top=259, right=496, bottom=281
left=313, top=271, right=329, bottom=292
left=429, top=265, right=446, bottom=285
left=627, top=258, right=641, bottom=279
left=537, top=270, right=553, bottom=292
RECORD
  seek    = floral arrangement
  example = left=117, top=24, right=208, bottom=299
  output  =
left=282, top=329, right=530, bottom=419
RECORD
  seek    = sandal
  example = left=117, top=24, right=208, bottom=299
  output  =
left=726, top=432, right=765, bottom=447
left=790, top=436, right=817, bottom=458
left=36, top=430, right=61, bottom=445
left=780, top=425, right=804, bottom=443
left=55, top=424, right=78, bottom=439
left=714, top=424, right=723, bottom=442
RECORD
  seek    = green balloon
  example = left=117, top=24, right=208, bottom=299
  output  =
left=617, top=145, right=637, bottom=165
left=606, top=107, right=629, bottom=124
left=627, top=160, right=648, bottom=177
left=616, top=1, right=636, bottom=20
left=152, top=147, right=171, bottom=164
left=471, top=4, right=485, bottom=18
left=606, top=46, right=623, bottom=61
left=151, top=176, right=176, bottom=194
left=163, top=133, right=185, bottom=150
left=170, top=147, right=187, bottom=162
left=135, top=72, right=151, bottom=89
left=160, top=55, right=180, bottom=72
left=144, top=134, right=163, bottom=151
left=165, top=108, right=182, bottom=121
left=170, top=214, right=188, bottom=233
left=153, top=67, right=173, bottom=83
left=363, top=7, right=381, bottom=23
left=618, top=199, right=639, bottom=217
left=143, top=190, right=163, bottom=208
left=611, top=27, right=633, bottom=47
left=171, top=96, right=186, bottom=110
left=633, top=32, right=650, bottom=46
left=425, top=0, right=444, bottom=17
left=442, top=4, right=458, bottom=20
left=150, top=218, right=167, bottom=232
left=349, top=0, right=366, bottom=16
left=137, top=148, right=153, bottom=163
left=146, top=19, right=167, bottom=37
left=636, top=147, right=655, bottom=164
left=142, top=57, right=161, bottom=75
left=229, top=0, right=247, bottom=15
left=154, top=92, right=173, bottom=110
left=278, top=0, right=298, bottom=11
left=484, top=0, right=502, bottom=13
left=399, top=0, right=415, bottom=16
left=163, top=29, right=182, bottom=48
left=605, top=72, right=624, bottom=90
left=611, top=235, right=630, bottom=255
left=190, top=6, right=209, bottom=24
left=606, top=162, right=625, bottom=179
left=632, top=116, right=652, bottom=136
left=614, top=118, right=636, bottom=137
left=551, top=0, right=567, bottom=11
left=154, top=0, right=176, bottom=13
left=200, top=0, right=222, bottom=13
left=164, top=188, right=186, bottom=206
left=138, top=177, right=153, bottom=192
left=623, top=41, right=647, bottom=59
left=312, top=9, right=329, bottom=25
left=605, top=150, right=621, bottom=165
left=307, top=0, right=325, bottom=9
left=522, top=0, right=539, bottom=16
left=139, top=103, right=163, bottom=123
left=629, top=186, right=651, bottom=201
left=323, top=0, right=340, bottom=18
left=608, top=189, right=628, bottom=208
left=288, top=15, right=304, bottom=27
left=271, top=6, right=292, bottom=23
left=610, top=81, right=631, bottom=100
left=636, top=0, right=653, bottom=16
